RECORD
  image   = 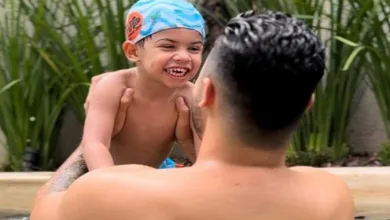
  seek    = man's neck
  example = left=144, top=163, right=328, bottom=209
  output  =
left=134, top=68, right=177, bottom=100
left=195, top=122, right=288, bottom=169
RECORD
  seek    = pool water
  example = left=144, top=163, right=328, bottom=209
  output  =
left=0, top=212, right=29, bottom=220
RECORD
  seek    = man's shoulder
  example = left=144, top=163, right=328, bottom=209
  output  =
left=290, top=166, right=355, bottom=219
left=61, top=165, right=167, bottom=220
left=78, top=164, right=155, bottom=184
left=290, top=166, right=341, bottom=179
left=93, top=164, right=155, bottom=174
left=290, top=166, right=349, bottom=190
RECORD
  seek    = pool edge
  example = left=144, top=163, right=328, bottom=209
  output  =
left=1, top=167, right=389, bottom=218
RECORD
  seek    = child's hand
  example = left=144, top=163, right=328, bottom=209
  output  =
left=175, top=97, right=196, bottom=162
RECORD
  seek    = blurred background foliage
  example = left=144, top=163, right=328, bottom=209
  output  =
left=1, top=0, right=390, bottom=171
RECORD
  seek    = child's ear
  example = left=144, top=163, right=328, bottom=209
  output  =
left=122, top=41, right=139, bottom=62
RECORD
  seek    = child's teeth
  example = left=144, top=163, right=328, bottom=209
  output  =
left=167, top=68, right=187, bottom=77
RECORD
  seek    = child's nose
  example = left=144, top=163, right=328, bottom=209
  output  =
left=173, top=50, right=191, bottom=63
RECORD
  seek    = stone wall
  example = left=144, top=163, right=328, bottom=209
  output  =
left=348, top=82, right=388, bottom=153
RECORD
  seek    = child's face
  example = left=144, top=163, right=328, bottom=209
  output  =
left=130, top=28, right=204, bottom=88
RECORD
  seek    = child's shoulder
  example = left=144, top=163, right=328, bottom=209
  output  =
left=98, top=68, right=136, bottom=87
left=110, top=68, right=136, bottom=81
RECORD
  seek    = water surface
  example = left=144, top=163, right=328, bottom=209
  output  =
left=0, top=211, right=29, bottom=220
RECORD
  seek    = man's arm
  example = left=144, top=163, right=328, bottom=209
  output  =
left=30, top=148, right=87, bottom=220
left=30, top=150, right=154, bottom=220
left=30, top=89, right=134, bottom=220
left=82, top=76, right=132, bottom=170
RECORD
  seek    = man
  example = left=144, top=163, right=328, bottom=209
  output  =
left=30, top=10, right=355, bottom=220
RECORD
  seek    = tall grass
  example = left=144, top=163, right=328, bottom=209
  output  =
left=333, top=0, right=390, bottom=162
left=366, top=1, right=390, bottom=141
left=20, top=0, right=136, bottom=120
left=0, top=1, right=73, bottom=170
left=340, top=1, right=390, bottom=140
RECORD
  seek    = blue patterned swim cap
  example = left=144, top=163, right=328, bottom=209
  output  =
left=125, top=0, right=206, bottom=43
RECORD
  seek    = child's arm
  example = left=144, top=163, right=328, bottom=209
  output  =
left=82, top=76, right=132, bottom=170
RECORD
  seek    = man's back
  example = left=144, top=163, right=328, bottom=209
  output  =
left=63, top=164, right=354, bottom=220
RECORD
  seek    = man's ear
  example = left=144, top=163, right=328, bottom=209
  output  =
left=122, top=41, right=139, bottom=62
left=198, top=78, right=215, bottom=108
left=305, top=94, right=315, bottom=112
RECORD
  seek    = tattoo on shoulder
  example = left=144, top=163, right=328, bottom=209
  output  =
left=49, top=153, right=89, bottom=192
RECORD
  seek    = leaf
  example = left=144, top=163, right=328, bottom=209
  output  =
left=335, top=36, right=360, bottom=47
left=0, top=79, right=21, bottom=96
left=342, top=46, right=366, bottom=71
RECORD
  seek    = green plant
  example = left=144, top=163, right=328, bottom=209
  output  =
left=334, top=1, right=390, bottom=152
left=0, top=1, right=74, bottom=170
left=286, top=149, right=333, bottom=167
left=378, top=142, right=390, bottom=166
left=20, top=0, right=137, bottom=121
left=364, top=1, right=390, bottom=140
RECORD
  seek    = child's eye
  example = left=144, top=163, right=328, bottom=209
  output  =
left=189, top=47, right=202, bottom=53
left=161, top=45, right=175, bottom=49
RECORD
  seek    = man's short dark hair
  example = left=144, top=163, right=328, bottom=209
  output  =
left=210, top=10, right=326, bottom=149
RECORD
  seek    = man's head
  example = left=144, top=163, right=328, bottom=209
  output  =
left=122, top=0, right=206, bottom=88
left=192, top=10, right=325, bottom=149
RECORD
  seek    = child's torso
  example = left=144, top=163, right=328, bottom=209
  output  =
left=109, top=89, right=187, bottom=168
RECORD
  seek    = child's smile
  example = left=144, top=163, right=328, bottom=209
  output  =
left=164, top=67, right=190, bottom=79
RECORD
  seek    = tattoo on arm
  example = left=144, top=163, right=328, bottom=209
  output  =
left=48, top=153, right=89, bottom=192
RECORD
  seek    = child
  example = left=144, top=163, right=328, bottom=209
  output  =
left=82, top=0, right=206, bottom=171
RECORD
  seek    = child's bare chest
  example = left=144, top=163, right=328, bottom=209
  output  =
left=110, top=98, right=179, bottom=167
left=116, top=98, right=178, bottom=148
